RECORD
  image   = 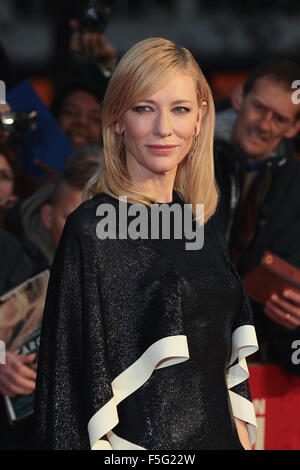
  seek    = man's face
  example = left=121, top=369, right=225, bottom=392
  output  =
left=41, top=183, right=83, bottom=247
left=232, top=77, right=300, bottom=160
left=0, top=154, right=14, bottom=198
left=58, top=90, right=102, bottom=148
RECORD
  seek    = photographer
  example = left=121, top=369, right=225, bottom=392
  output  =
left=54, top=0, right=116, bottom=91
left=50, top=1, right=112, bottom=149
left=69, top=16, right=116, bottom=78
left=68, top=1, right=116, bottom=77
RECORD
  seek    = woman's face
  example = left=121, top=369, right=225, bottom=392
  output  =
left=116, top=72, right=204, bottom=181
left=0, top=153, right=14, bottom=198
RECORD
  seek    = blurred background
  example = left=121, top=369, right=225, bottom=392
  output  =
left=1, top=0, right=300, bottom=102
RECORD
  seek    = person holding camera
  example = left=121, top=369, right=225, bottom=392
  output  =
left=67, top=0, right=116, bottom=78
left=51, top=1, right=113, bottom=149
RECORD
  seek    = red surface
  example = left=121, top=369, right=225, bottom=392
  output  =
left=248, top=365, right=300, bottom=450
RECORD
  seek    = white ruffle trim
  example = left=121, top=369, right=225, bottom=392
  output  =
left=88, top=335, right=190, bottom=450
left=226, top=325, right=259, bottom=446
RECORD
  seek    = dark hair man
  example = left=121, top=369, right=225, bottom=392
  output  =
left=214, top=58, right=300, bottom=375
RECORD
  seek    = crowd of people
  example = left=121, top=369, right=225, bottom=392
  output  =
left=0, top=11, right=300, bottom=451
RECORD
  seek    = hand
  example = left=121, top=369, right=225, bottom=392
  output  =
left=234, top=417, right=251, bottom=450
left=0, top=352, right=37, bottom=397
left=0, top=102, right=12, bottom=144
left=0, top=195, right=18, bottom=211
left=69, top=18, right=116, bottom=71
left=264, top=290, right=300, bottom=329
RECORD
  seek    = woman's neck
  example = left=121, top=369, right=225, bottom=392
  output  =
left=139, top=179, right=174, bottom=203
left=127, top=164, right=176, bottom=203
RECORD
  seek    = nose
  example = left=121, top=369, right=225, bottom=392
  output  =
left=74, top=112, right=89, bottom=125
left=257, top=110, right=273, bottom=132
left=153, top=110, right=172, bottom=137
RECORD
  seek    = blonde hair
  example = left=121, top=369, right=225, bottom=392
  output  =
left=85, top=37, right=218, bottom=222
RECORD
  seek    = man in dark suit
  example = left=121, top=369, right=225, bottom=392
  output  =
left=214, top=59, right=300, bottom=373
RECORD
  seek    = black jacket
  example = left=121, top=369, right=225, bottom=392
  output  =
left=214, top=106, right=300, bottom=375
left=215, top=139, right=300, bottom=274
left=4, top=185, right=54, bottom=276
left=0, top=229, right=33, bottom=297
left=34, top=192, right=257, bottom=450
left=0, top=229, right=37, bottom=450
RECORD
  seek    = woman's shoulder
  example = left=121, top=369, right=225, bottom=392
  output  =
left=64, top=192, right=119, bottom=241
left=70, top=192, right=119, bottom=220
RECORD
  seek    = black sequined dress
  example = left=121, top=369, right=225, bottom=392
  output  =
left=35, top=191, right=258, bottom=450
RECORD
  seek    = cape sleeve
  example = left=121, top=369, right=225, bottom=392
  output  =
left=34, top=210, right=113, bottom=450
left=34, top=200, right=191, bottom=451
left=226, top=286, right=259, bottom=447
left=211, top=214, right=259, bottom=447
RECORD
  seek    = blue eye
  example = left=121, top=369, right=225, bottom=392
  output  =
left=132, top=106, right=152, bottom=113
left=174, top=107, right=190, bottom=113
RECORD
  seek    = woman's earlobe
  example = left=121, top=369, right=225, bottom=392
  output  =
left=195, top=101, right=207, bottom=136
left=201, top=100, right=208, bottom=117
left=115, top=122, right=123, bottom=134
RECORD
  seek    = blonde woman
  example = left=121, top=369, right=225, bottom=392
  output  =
left=35, top=38, right=258, bottom=450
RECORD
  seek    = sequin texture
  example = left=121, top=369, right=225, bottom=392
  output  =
left=34, top=191, right=254, bottom=450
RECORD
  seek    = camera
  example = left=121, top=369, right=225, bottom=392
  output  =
left=0, top=111, right=37, bottom=139
left=79, top=1, right=111, bottom=34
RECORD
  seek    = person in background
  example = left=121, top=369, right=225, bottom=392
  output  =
left=0, top=228, right=37, bottom=450
left=51, top=6, right=111, bottom=149
left=53, top=0, right=116, bottom=87
left=68, top=17, right=116, bottom=78
left=50, top=77, right=109, bottom=149
left=214, top=58, right=300, bottom=374
left=39, top=145, right=103, bottom=254
left=0, top=155, right=102, bottom=449
left=0, top=146, right=19, bottom=226
left=4, top=156, right=102, bottom=274
left=64, top=141, right=104, bottom=169
left=0, top=229, right=33, bottom=297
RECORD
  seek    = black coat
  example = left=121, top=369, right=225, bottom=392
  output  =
left=34, top=192, right=257, bottom=450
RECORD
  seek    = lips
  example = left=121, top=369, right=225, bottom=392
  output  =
left=247, top=130, right=267, bottom=144
left=68, top=131, right=88, bottom=147
left=146, top=145, right=179, bottom=155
